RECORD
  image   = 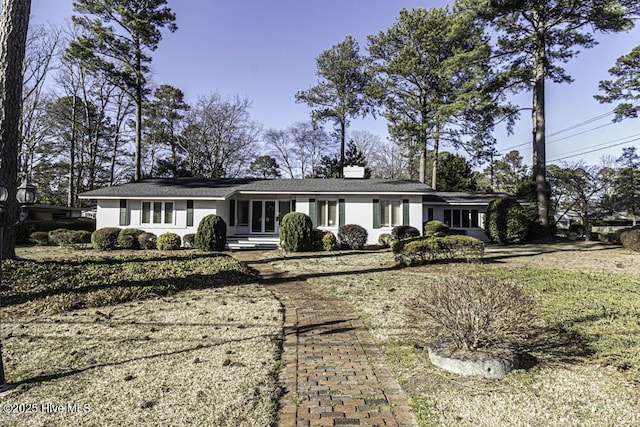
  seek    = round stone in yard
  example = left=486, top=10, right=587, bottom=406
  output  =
left=428, top=343, right=520, bottom=379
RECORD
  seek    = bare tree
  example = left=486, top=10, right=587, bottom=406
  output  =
left=181, top=94, right=261, bottom=178
left=265, top=121, right=332, bottom=178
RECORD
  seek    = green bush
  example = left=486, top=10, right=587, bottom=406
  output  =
left=195, top=214, right=227, bottom=251
left=568, top=223, right=584, bottom=235
left=338, top=224, right=368, bottom=250
left=619, top=228, right=640, bottom=251
left=157, top=233, right=182, bottom=251
left=49, top=229, right=91, bottom=249
left=423, top=220, right=450, bottom=236
left=138, top=232, right=157, bottom=250
left=484, top=198, right=529, bottom=244
left=91, top=227, right=121, bottom=251
left=321, top=231, right=337, bottom=251
left=391, top=225, right=420, bottom=240
left=279, top=212, right=313, bottom=252
left=392, top=235, right=484, bottom=266
left=15, top=218, right=96, bottom=245
left=117, top=228, right=145, bottom=249
left=29, top=231, right=50, bottom=246
left=183, top=233, right=196, bottom=248
left=378, top=233, right=393, bottom=248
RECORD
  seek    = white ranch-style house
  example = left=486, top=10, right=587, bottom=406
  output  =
left=80, top=174, right=508, bottom=248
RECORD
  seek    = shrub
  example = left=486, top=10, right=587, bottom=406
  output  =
left=338, top=224, right=368, bottom=250
left=117, top=228, right=145, bottom=249
left=392, top=235, right=484, bottom=266
left=15, top=218, right=96, bottom=245
left=195, top=214, right=227, bottom=251
left=50, top=229, right=92, bottom=249
left=423, top=220, right=450, bottom=236
left=484, top=197, right=529, bottom=244
left=29, top=231, right=50, bottom=246
left=321, top=231, right=337, bottom=251
left=183, top=233, right=196, bottom=249
left=391, top=225, right=420, bottom=240
left=378, top=233, right=393, bottom=248
left=568, top=222, right=584, bottom=235
left=619, top=228, right=640, bottom=251
left=157, top=233, right=182, bottom=250
left=407, top=276, right=536, bottom=351
left=279, top=212, right=313, bottom=252
left=91, top=227, right=121, bottom=251
left=138, top=232, right=157, bottom=250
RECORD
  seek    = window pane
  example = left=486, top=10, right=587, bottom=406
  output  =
left=381, top=201, right=390, bottom=226
left=453, top=209, right=461, bottom=227
left=391, top=201, right=402, bottom=226
left=238, top=201, right=249, bottom=226
left=318, top=201, right=327, bottom=227
left=462, top=209, right=470, bottom=228
left=278, top=201, right=291, bottom=224
left=164, top=202, right=174, bottom=224
left=153, top=202, right=162, bottom=224
left=471, top=210, right=479, bottom=228
left=328, top=201, right=337, bottom=226
left=444, top=209, right=451, bottom=227
left=142, top=202, right=151, bottom=223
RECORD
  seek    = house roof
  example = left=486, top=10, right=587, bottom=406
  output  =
left=422, top=192, right=516, bottom=206
left=78, top=178, right=434, bottom=199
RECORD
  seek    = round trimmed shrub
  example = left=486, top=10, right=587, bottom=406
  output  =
left=378, top=233, right=393, bottom=248
left=321, top=231, right=337, bottom=251
left=424, top=220, right=450, bottom=236
left=50, top=229, right=92, bottom=248
left=138, top=232, right=157, bottom=250
left=619, top=228, right=640, bottom=251
left=117, top=228, right=145, bottom=249
left=183, top=233, right=196, bottom=249
left=91, top=227, right=121, bottom=251
left=391, top=225, right=420, bottom=240
left=484, top=198, right=529, bottom=244
left=338, top=224, right=368, bottom=250
left=157, top=232, right=182, bottom=251
left=195, top=214, right=227, bottom=251
left=29, top=231, right=50, bottom=246
left=279, top=212, right=313, bottom=252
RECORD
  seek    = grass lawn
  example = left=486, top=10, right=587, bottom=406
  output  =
left=0, top=247, right=283, bottom=427
left=270, top=245, right=640, bottom=427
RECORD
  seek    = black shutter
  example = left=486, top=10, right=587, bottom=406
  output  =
left=187, top=200, right=194, bottom=226
left=229, top=200, right=235, bottom=227
left=119, top=199, right=129, bottom=226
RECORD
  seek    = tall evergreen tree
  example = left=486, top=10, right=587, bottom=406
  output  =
left=595, top=45, right=640, bottom=121
left=460, top=0, right=634, bottom=225
left=296, top=35, right=372, bottom=177
left=368, top=6, right=515, bottom=189
left=0, top=0, right=31, bottom=260
left=67, top=0, right=177, bottom=181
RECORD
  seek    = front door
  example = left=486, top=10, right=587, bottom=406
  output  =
left=251, top=200, right=276, bottom=233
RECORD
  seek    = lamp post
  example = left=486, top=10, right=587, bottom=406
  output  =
left=0, top=178, right=37, bottom=388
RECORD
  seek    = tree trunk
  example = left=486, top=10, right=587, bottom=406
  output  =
left=134, top=40, right=143, bottom=181
left=431, top=123, right=441, bottom=190
left=68, top=94, right=77, bottom=207
left=532, top=12, right=549, bottom=226
left=0, top=0, right=31, bottom=259
left=339, top=117, right=345, bottom=178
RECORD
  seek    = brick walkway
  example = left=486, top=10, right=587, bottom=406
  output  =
left=235, top=251, right=418, bottom=427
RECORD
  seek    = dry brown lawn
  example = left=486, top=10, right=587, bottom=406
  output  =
left=268, top=242, right=640, bottom=427
left=0, top=282, right=282, bottom=427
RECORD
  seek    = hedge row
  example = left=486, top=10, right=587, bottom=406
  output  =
left=17, top=219, right=96, bottom=244
left=392, top=235, right=484, bottom=266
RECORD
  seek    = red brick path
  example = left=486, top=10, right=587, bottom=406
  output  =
left=235, top=252, right=418, bottom=427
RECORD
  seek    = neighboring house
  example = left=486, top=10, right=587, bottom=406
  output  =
left=27, top=204, right=84, bottom=221
left=79, top=176, right=512, bottom=248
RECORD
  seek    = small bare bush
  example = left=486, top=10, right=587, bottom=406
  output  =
left=407, top=276, right=536, bottom=351
left=619, top=228, right=640, bottom=251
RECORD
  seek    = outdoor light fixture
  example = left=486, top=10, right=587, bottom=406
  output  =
left=0, top=178, right=38, bottom=389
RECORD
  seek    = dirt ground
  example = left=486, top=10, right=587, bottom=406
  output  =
left=482, top=241, right=640, bottom=275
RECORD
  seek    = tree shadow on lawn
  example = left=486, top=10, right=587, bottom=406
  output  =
left=3, top=269, right=256, bottom=310
left=5, top=332, right=277, bottom=392
left=481, top=243, right=621, bottom=264
left=16, top=251, right=233, bottom=267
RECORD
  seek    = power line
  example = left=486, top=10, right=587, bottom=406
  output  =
left=498, top=102, right=639, bottom=153
left=548, top=136, right=640, bottom=162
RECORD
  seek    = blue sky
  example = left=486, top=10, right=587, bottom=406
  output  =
left=30, top=0, right=640, bottom=169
